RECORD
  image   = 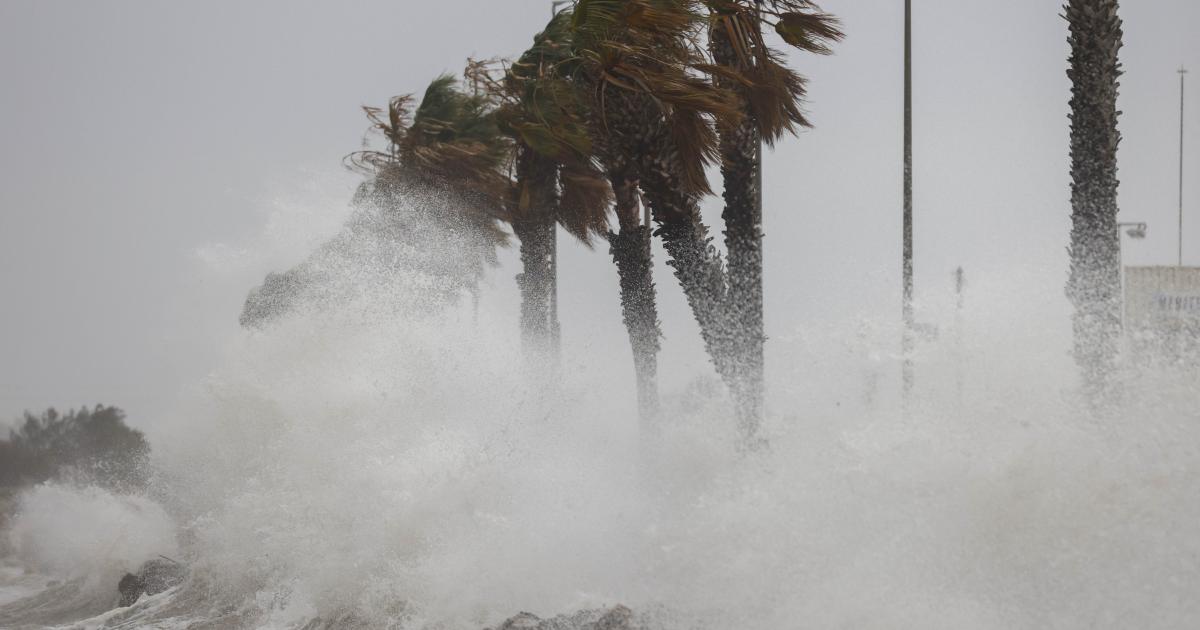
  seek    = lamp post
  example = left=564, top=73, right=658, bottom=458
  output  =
left=1117, top=221, right=1147, bottom=329
left=547, top=0, right=572, bottom=359
left=902, top=0, right=914, bottom=410
left=1179, top=67, right=1188, bottom=266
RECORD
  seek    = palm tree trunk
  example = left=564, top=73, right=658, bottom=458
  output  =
left=594, top=79, right=759, bottom=443
left=513, top=216, right=555, bottom=354
left=607, top=174, right=661, bottom=422
left=513, top=150, right=559, bottom=359
left=710, top=25, right=766, bottom=436
left=639, top=166, right=767, bottom=442
left=1065, top=0, right=1123, bottom=400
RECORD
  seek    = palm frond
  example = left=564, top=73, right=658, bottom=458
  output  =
left=571, top=0, right=739, bottom=197
left=346, top=75, right=515, bottom=236
left=474, top=11, right=614, bottom=243
left=774, top=6, right=843, bottom=54
left=704, top=0, right=842, bottom=141
left=557, top=158, right=613, bottom=244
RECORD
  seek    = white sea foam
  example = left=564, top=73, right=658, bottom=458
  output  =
left=7, top=484, right=177, bottom=582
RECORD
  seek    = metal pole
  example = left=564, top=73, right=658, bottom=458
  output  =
left=1119, top=229, right=1126, bottom=327
left=1115, top=222, right=1147, bottom=329
left=954, top=267, right=964, bottom=415
left=902, top=0, right=914, bottom=408
left=548, top=0, right=570, bottom=361
left=756, top=132, right=763, bottom=239
left=643, top=196, right=652, bottom=277
left=955, top=267, right=964, bottom=312
left=1180, top=67, right=1188, bottom=267
left=550, top=222, right=560, bottom=358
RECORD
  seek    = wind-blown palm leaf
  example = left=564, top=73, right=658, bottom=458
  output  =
left=474, top=12, right=614, bottom=244
left=570, top=0, right=741, bottom=199
left=704, top=0, right=842, bottom=143
left=348, top=75, right=513, bottom=228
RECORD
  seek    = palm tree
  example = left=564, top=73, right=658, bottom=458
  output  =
left=568, top=0, right=739, bottom=431
left=350, top=76, right=513, bottom=302
left=242, top=78, right=510, bottom=327
left=468, top=15, right=613, bottom=364
left=483, top=10, right=669, bottom=422
left=512, top=150, right=562, bottom=356
left=361, top=61, right=597, bottom=389
left=349, top=75, right=513, bottom=271
left=570, top=0, right=777, bottom=444
left=1064, top=0, right=1123, bottom=399
left=567, top=0, right=839, bottom=445
left=703, top=0, right=841, bottom=434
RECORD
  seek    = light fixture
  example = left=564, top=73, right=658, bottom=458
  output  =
left=1118, top=222, right=1147, bottom=240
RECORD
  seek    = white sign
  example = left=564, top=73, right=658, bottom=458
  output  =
left=1124, top=266, right=1200, bottom=331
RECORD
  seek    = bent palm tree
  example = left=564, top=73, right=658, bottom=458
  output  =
left=469, top=15, right=613, bottom=364
left=703, top=0, right=842, bottom=434
left=484, top=10, right=668, bottom=421
left=242, top=78, right=509, bottom=327
left=569, top=0, right=840, bottom=445
left=572, top=0, right=779, bottom=441
left=351, top=75, right=512, bottom=294
left=352, top=76, right=510, bottom=245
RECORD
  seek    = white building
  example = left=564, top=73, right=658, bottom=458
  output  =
left=1124, top=266, right=1200, bottom=359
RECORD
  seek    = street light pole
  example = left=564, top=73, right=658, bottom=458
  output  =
left=902, top=0, right=914, bottom=408
left=1116, top=222, right=1147, bottom=329
left=1179, top=66, right=1188, bottom=267
left=547, top=0, right=572, bottom=360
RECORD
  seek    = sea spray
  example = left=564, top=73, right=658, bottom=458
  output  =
left=7, top=484, right=177, bottom=582
left=2, top=186, right=1198, bottom=629
left=144, top=270, right=1200, bottom=628
left=0, top=484, right=178, bottom=625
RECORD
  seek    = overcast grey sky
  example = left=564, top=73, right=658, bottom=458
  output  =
left=1, top=1, right=1197, bottom=429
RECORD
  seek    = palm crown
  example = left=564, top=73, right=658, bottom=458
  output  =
left=477, top=11, right=613, bottom=244
left=347, top=75, right=515, bottom=273
left=569, top=0, right=742, bottom=199
left=705, top=0, right=843, bottom=142
left=350, top=76, right=512, bottom=229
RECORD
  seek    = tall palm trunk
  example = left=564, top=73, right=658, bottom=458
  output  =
left=607, top=173, right=661, bottom=422
left=592, top=65, right=760, bottom=442
left=641, top=173, right=732, bottom=373
left=638, top=163, right=764, bottom=444
left=600, top=43, right=765, bottom=442
left=710, top=24, right=765, bottom=434
left=512, top=148, right=559, bottom=360
left=1065, top=0, right=1123, bottom=399
left=587, top=91, right=665, bottom=425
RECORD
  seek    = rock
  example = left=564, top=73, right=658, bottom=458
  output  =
left=117, top=573, right=142, bottom=607
left=489, top=606, right=636, bottom=630
left=593, top=606, right=634, bottom=630
left=495, top=612, right=541, bottom=629
left=138, top=558, right=187, bottom=595
left=117, top=558, right=187, bottom=607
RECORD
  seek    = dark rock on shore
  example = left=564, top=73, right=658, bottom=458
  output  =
left=489, top=605, right=636, bottom=630
left=117, top=558, right=187, bottom=607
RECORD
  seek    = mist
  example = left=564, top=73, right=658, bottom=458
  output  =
left=2, top=1, right=1199, bottom=628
